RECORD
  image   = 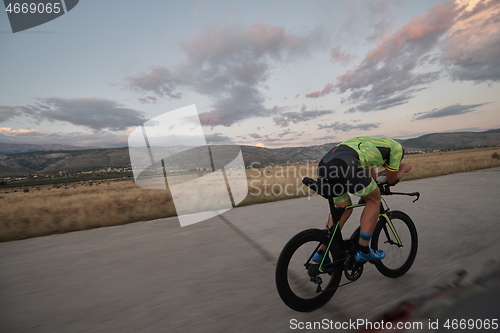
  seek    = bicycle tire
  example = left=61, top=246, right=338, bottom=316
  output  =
left=275, top=229, right=343, bottom=312
left=371, top=210, right=418, bottom=278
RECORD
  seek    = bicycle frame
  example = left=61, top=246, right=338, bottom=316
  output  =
left=276, top=179, right=420, bottom=311
left=316, top=185, right=419, bottom=273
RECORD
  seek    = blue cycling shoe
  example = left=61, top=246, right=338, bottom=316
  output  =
left=312, top=251, right=331, bottom=264
left=355, top=249, right=386, bottom=262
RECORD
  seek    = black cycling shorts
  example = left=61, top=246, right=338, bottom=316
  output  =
left=317, top=145, right=377, bottom=202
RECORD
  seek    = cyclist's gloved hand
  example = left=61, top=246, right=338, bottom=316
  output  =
left=376, top=174, right=387, bottom=184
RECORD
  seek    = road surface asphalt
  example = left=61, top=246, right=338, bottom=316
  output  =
left=1, top=167, right=499, bottom=332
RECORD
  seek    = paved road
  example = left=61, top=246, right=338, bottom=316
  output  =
left=1, top=168, right=500, bottom=332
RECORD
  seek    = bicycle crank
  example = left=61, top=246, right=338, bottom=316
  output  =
left=344, top=257, right=364, bottom=281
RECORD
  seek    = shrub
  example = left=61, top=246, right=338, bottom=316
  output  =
left=23, top=187, right=29, bottom=193
left=492, top=152, right=500, bottom=160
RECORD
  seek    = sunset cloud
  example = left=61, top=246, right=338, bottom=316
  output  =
left=440, top=0, right=500, bottom=82
left=305, top=83, right=334, bottom=98
left=413, top=103, right=488, bottom=120
left=2, top=98, right=147, bottom=132
left=273, top=109, right=333, bottom=127
left=0, top=106, right=22, bottom=123
left=330, top=46, right=356, bottom=63
left=204, top=132, right=232, bottom=143
left=344, top=89, right=423, bottom=113
left=122, top=24, right=328, bottom=126
left=317, top=121, right=379, bottom=132
left=122, top=66, right=182, bottom=99
left=307, top=0, right=500, bottom=116
left=334, top=1, right=458, bottom=112
left=137, top=96, right=159, bottom=104
left=0, top=127, right=38, bottom=135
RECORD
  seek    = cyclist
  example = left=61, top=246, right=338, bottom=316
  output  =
left=313, top=136, right=412, bottom=263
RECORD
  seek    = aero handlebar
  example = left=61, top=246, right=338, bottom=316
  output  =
left=302, top=177, right=420, bottom=203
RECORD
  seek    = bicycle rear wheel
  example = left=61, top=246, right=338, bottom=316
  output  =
left=275, top=229, right=343, bottom=312
left=371, top=211, right=418, bottom=278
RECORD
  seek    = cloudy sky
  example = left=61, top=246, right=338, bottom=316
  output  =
left=1, top=0, right=499, bottom=148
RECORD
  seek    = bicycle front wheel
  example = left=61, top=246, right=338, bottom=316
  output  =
left=371, top=211, right=418, bottom=278
left=275, top=229, right=343, bottom=312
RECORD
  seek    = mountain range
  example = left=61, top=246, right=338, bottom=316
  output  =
left=0, top=142, right=99, bottom=155
left=1, top=129, right=499, bottom=176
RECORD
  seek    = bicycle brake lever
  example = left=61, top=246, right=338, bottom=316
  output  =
left=412, top=192, right=420, bottom=203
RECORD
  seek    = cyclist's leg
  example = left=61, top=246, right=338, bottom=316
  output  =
left=355, top=185, right=385, bottom=261
left=316, top=195, right=352, bottom=259
left=357, top=185, right=380, bottom=247
left=316, top=158, right=352, bottom=259
left=344, top=161, right=385, bottom=261
left=325, top=194, right=352, bottom=229
left=318, top=156, right=353, bottom=229
left=344, top=162, right=379, bottom=241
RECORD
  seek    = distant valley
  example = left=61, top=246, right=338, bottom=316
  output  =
left=1, top=129, right=499, bottom=177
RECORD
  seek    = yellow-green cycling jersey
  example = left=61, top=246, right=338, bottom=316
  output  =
left=338, top=136, right=404, bottom=172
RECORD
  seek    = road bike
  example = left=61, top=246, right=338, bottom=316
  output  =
left=275, top=177, right=420, bottom=312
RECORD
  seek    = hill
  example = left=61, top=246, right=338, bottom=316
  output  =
left=0, top=142, right=99, bottom=155
left=0, top=148, right=131, bottom=176
left=274, top=143, right=334, bottom=162
left=400, top=130, right=500, bottom=149
left=0, top=128, right=499, bottom=177
left=0, top=145, right=297, bottom=177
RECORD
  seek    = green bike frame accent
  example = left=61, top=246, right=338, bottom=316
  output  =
left=318, top=222, right=339, bottom=273
left=345, top=203, right=365, bottom=209
left=379, top=213, right=402, bottom=246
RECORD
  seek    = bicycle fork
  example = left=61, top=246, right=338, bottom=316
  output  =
left=379, top=212, right=403, bottom=247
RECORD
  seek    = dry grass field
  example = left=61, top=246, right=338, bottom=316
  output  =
left=1, top=147, right=499, bottom=242
left=402, top=147, right=500, bottom=180
left=0, top=182, right=176, bottom=242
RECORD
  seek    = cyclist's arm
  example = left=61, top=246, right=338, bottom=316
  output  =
left=386, top=162, right=412, bottom=185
